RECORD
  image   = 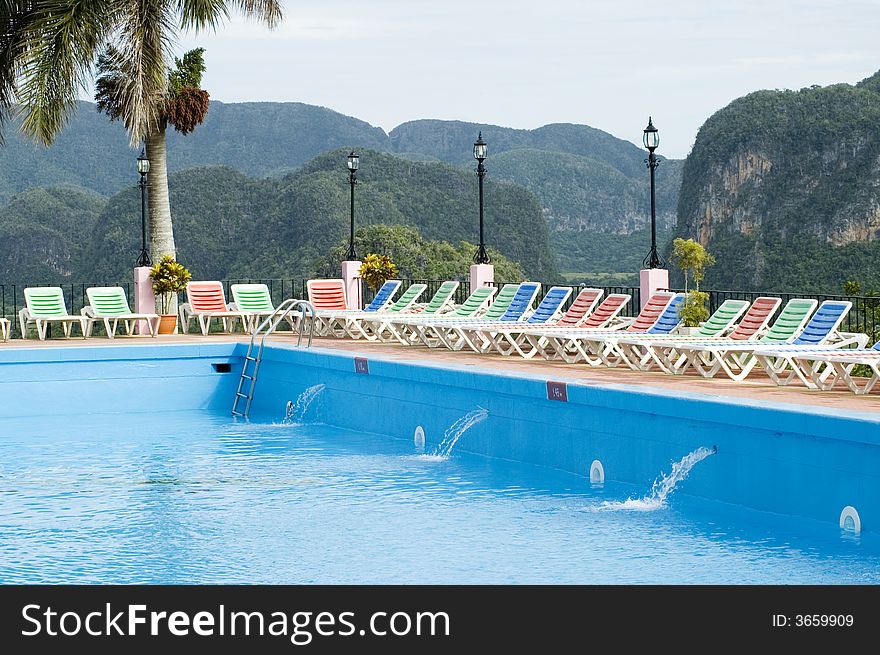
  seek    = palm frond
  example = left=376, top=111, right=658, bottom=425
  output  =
left=8, top=0, right=110, bottom=144
left=177, top=0, right=228, bottom=31
left=114, top=0, right=175, bottom=144
left=0, top=0, right=35, bottom=142
left=94, top=44, right=126, bottom=120
left=231, top=0, right=282, bottom=27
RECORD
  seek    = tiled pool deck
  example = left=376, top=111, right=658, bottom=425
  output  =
left=3, top=333, right=879, bottom=414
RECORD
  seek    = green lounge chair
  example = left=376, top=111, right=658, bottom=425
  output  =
left=82, top=286, right=161, bottom=338
left=415, top=283, right=523, bottom=348
left=230, top=283, right=289, bottom=333
left=19, top=287, right=88, bottom=340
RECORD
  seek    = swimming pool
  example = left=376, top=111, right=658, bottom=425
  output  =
left=1, top=342, right=878, bottom=584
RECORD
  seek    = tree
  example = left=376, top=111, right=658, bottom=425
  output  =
left=312, top=224, right=527, bottom=282
left=95, top=46, right=211, bottom=260
left=0, top=0, right=282, bottom=262
left=672, top=237, right=715, bottom=327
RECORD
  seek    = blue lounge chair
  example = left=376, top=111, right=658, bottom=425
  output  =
left=455, top=286, right=573, bottom=353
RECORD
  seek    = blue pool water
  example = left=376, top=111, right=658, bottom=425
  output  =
left=2, top=408, right=878, bottom=584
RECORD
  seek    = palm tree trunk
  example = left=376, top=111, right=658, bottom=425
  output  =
left=145, top=125, right=178, bottom=318
left=146, top=125, right=175, bottom=259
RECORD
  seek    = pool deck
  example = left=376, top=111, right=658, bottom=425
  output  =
left=3, top=332, right=879, bottom=414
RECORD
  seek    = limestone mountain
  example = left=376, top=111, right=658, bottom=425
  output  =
left=675, top=73, right=880, bottom=293
left=0, top=103, right=681, bottom=278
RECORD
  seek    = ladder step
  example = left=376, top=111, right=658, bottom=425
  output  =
left=235, top=392, right=249, bottom=398
left=241, top=374, right=253, bottom=380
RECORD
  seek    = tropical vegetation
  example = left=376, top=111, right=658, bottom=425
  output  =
left=314, top=224, right=526, bottom=282
left=149, top=255, right=191, bottom=315
left=675, top=70, right=880, bottom=293
left=672, top=238, right=714, bottom=327
left=0, top=0, right=283, bottom=264
left=0, top=152, right=552, bottom=284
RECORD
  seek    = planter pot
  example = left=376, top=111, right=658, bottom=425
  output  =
left=157, top=314, right=177, bottom=335
left=676, top=326, right=700, bottom=336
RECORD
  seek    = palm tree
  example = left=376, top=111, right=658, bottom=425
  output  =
left=96, top=46, right=211, bottom=259
left=0, top=0, right=282, bottom=260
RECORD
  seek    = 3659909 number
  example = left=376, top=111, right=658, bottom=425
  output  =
left=794, top=614, right=853, bottom=627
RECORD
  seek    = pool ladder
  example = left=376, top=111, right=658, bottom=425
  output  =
left=232, top=299, right=316, bottom=418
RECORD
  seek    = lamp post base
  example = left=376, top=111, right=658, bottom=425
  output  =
left=341, top=260, right=363, bottom=310
left=639, top=268, right=669, bottom=309
left=470, top=263, right=494, bottom=292
left=133, top=266, right=157, bottom=335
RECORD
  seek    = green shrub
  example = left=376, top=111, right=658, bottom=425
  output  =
left=680, top=290, right=709, bottom=327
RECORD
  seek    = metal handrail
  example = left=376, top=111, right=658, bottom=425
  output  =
left=232, top=299, right=316, bottom=418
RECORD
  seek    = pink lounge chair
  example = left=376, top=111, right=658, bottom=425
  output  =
left=180, top=281, right=251, bottom=335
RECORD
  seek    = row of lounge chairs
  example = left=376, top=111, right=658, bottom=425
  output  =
left=6, top=278, right=879, bottom=397
left=5, top=282, right=291, bottom=340
left=303, top=279, right=879, bottom=397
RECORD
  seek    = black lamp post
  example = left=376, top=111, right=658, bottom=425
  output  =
left=344, top=151, right=359, bottom=260
left=135, top=148, right=151, bottom=267
left=642, top=117, right=664, bottom=269
left=473, top=132, right=490, bottom=264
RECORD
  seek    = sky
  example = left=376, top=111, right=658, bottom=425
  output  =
left=176, top=0, right=880, bottom=159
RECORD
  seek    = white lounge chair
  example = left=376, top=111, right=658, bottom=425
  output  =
left=81, top=286, right=160, bottom=338
left=19, top=287, right=88, bottom=340
left=179, top=281, right=252, bottom=335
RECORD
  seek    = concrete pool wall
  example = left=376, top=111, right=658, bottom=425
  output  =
left=1, top=342, right=878, bottom=533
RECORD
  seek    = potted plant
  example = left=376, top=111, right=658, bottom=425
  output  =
left=359, top=253, right=398, bottom=296
left=149, top=255, right=191, bottom=334
left=672, top=238, right=715, bottom=334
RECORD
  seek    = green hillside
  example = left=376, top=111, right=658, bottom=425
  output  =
left=675, top=73, right=880, bottom=293
left=0, top=100, right=391, bottom=201
left=0, top=101, right=682, bottom=279
left=490, top=148, right=680, bottom=233
left=389, top=120, right=683, bottom=277
left=1, top=150, right=557, bottom=285
left=389, top=119, right=650, bottom=177
left=0, top=186, right=105, bottom=282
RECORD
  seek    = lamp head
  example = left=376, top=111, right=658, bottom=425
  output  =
left=473, top=132, right=488, bottom=161
left=642, top=117, right=660, bottom=151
